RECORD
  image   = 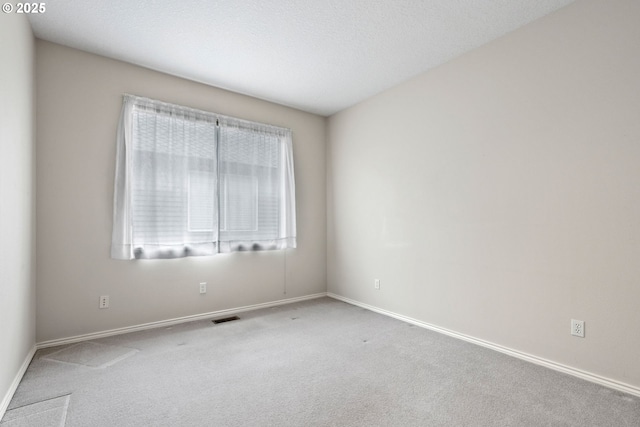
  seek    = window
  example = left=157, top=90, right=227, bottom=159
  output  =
left=111, top=95, right=296, bottom=260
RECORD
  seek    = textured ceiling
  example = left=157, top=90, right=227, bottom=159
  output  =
left=28, top=0, right=575, bottom=116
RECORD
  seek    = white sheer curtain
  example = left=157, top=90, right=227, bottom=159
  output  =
left=217, top=116, right=296, bottom=253
left=111, top=95, right=296, bottom=260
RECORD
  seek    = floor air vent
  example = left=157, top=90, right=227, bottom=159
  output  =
left=212, top=316, right=240, bottom=324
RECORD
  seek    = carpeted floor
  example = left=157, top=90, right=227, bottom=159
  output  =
left=3, top=297, right=639, bottom=426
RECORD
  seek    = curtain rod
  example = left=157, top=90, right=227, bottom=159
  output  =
left=122, top=93, right=291, bottom=134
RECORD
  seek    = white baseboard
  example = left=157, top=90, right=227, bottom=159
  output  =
left=0, top=345, right=37, bottom=420
left=37, top=293, right=327, bottom=349
left=327, top=292, right=640, bottom=398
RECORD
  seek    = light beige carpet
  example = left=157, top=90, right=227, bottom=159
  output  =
left=42, top=342, right=137, bottom=369
left=3, top=298, right=639, bottom=426
left=1, top=395, right=69, bottom=427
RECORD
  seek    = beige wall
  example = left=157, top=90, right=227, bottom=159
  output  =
left=0, top=14, right=36, bottom=410
left=36, top=41, right=326, bottom=342
left=327, top=0, right=640, bottom=388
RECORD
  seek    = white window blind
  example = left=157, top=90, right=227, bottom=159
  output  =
left=111, top=94, right=296, bottom=260
left=188, top=171, right=216, bottom=232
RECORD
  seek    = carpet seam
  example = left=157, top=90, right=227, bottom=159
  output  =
left=1, top=394, right=70, bottom=426
left=3, top=393, right=71, bottom=413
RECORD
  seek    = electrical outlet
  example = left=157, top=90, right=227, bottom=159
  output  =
left=374, top=279, right=380, bottom=290
left=99, top=295, right=109, bottom=309
left=571, top=319, right=584, bottom=337
left=199, top=282, right=207, bottom=294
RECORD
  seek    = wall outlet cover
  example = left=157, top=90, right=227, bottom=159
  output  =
left=571, top=319, right=585, bottom=337
left=99, top=295, right=109, bottom=309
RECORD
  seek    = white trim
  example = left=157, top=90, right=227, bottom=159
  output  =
left=37, top=293, right=327, bottom=349
left=0, top=345, right=37, bottom=420
left=327, top=292, right=640, bottom=398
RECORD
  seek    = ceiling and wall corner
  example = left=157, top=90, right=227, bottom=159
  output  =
left=28, top=0, right=574, bottom=116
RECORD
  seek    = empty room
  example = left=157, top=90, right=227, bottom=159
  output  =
left=1, top=0, right=639, bottom=425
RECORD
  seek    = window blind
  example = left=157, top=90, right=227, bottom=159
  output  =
left=111, top=94, right=296, bottom=260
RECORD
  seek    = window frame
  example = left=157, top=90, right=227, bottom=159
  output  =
left=110, top=94, right=297, bottom=260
